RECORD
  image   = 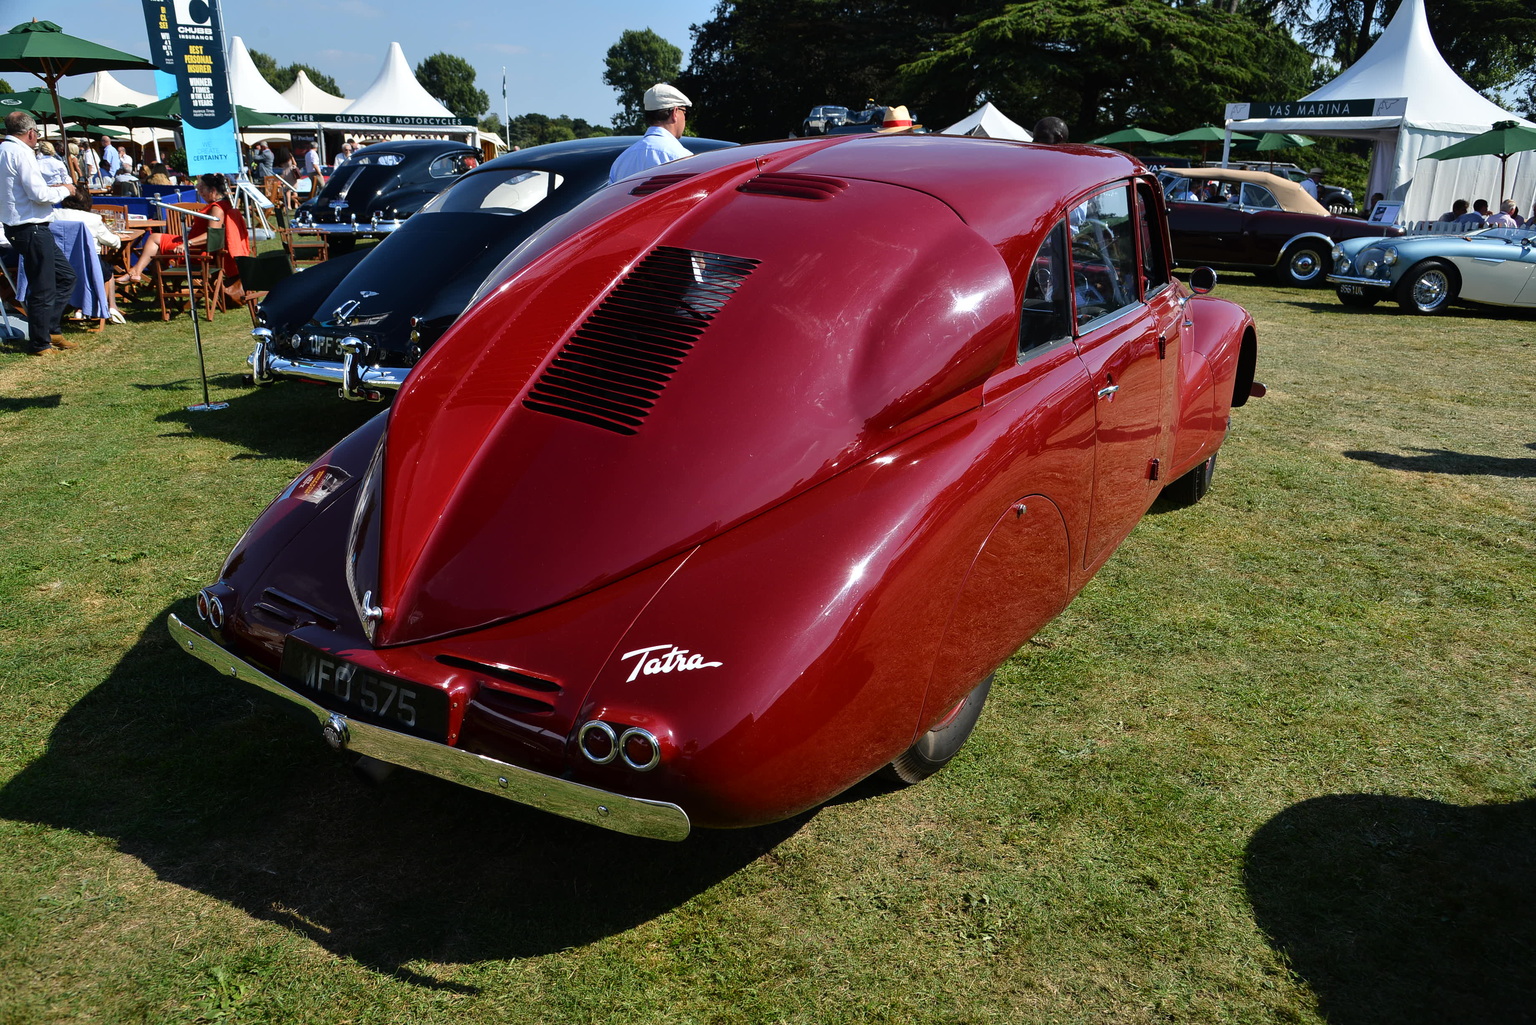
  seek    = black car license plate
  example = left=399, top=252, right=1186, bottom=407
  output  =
left=279, top=639, right=447, bottom=740
left=1339, top=282, right=1364, bottom=295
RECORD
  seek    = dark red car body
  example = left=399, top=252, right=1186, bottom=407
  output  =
left=171, top=135, right=1259, bottom=840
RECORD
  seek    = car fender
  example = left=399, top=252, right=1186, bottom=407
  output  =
left=1273, top=231, right=1336, bottom=265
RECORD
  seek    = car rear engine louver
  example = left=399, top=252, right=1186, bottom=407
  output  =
left=630, top=172, right=695, bottom=195
left=737, top=172, right=849, bottom=200
left=523, top=246, right=760, bottom=434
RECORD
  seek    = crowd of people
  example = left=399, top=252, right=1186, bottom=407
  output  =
left=1437, top=197, right=1527, bottom=227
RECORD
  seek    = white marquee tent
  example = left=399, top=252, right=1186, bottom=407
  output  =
left=227, top=36, right=304, bottom=116
left=282, top=70, right=349, bottom=117
left=77, top=70, right=174, bottom=153
left=325, top=42, right=476, bottom=151
left=1227, top=0, right=1532, bottom=222
left=942, top=103, right=1032, bottom=141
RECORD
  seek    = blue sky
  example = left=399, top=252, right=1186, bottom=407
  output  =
left=21, top=0, right=717, bottom=126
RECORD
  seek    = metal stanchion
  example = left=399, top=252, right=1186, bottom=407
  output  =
left=155, top=198, right=228, bottom=412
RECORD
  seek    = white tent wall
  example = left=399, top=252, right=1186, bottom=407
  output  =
left=1228, top=0, right=1531, bottom=223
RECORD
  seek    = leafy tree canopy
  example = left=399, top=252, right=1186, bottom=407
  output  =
left=900, top=0, right=1313, bottom=139
left=603, top=28, right=683, bottom=131
left=415, top=52, right=489, bottom=120
left=248, top=49, right=342, bottom=96
left=503, top=112, right=614, bottom=149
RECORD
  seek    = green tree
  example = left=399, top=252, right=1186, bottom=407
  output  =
left=0, top=78, right=13, bottom=93
left=415, top=53, right=489, bottom=120
left=503, top=112, right=613, bottom=148
left=603, top=28, right=683, bottom=131
left=248, top=49, right=344, bottom=95
left=899, top=0, right=1313, bottom=140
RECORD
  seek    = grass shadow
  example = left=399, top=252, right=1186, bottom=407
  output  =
left=0, top=608, right=807, bottom=985
left=1245, top=793, right=1536, bottom=1024
left=154, top=382, right=382, bottom=463
left=1343, top=443, right=1536, bottom=478
left=0, top=393, right=62, bottom=412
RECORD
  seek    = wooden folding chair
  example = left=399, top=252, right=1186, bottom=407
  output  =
left=278, top=225, right=329, bottom=268
left=149, top=204, right=233, bottom=322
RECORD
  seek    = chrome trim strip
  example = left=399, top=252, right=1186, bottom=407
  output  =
left=167, top=614, right=692, bottom=841
left=306, top=222, right=405, bottom=235
left=1325, top=274, right=1394, bottom=290
left=244, top=349, right=409, bottom=393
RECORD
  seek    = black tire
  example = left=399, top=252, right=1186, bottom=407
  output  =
left=883, top=674, right=993, bottom=784
left=1162, top=452, right=1217, bottom=507
left=1336, top=288, right=1380, bottom=309
left=1280, top=242, right=1328, bottom=287
left=1396, top=259, right=1458, bottom=314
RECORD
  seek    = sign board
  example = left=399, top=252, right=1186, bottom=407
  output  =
left=1369, top=200, right=1403, bottom=225
left=1225, top=98, right=1408, bottom=121
left=140, top=0, right=240, bottom=174
left=329, top=114, right=477, bottom=128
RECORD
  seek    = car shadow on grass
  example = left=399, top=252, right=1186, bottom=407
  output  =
left=1343, top=443, right=1536, bottom=478
left=1245, top=793, right=1536, bottom=1024
left=152, top=377, right=382, bottom=463
left=0, top=607, right=808, bottom=989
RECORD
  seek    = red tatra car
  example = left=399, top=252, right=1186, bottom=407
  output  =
left=170, top=135, right=1261, bottom=840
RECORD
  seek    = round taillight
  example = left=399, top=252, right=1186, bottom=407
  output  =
left=195, top=590, right=210, bottom=621
left=196, top=589, right=224, bottom=629
left=578, top=721, right=617, bottom=765
left=619, top=727, right=660, bottom=772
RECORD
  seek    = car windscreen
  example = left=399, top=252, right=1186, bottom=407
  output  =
left=418, top=169, right=566, bottom=216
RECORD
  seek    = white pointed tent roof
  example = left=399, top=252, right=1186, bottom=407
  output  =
left=1237, top=0, right=1528, bottom=136
left=227, top=36, right=304, bottom=115
left=1230, top=0, right=1533, bottom=222
left=941, top=103, right=1032, bottom=141
left=340, top=42, right=455, bottom=119
left=282, top=70, right=349, bottom=116
left=79, top=70, right=157, bottom=108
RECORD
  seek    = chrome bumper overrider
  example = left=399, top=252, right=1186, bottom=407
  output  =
left=1325, top=273, right=1394, bottom=290
left=249, top=335, right=407, bottom=400
left=167, top=614, right=692, bottom=841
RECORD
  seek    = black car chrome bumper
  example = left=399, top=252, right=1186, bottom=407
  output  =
left=167, top=614, right=692, bottom=841
left=297, top=220, right=406, bottom=236
left=249, top=334, right=408, bottom=400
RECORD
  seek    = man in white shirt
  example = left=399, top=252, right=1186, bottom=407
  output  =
left=609, top=83, right=693, bottom=184
left=1, top=112, right=76, bottom=354
left=1301, top=167, right=1323, bottom=200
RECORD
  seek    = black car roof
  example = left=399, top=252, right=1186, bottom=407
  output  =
left=469, top=135, right=736, bottom=176
left=354, top=138, right=477, bottom=155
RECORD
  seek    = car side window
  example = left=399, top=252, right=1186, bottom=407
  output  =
left=1240, top=183, right=1279, bottom=209
left=429, top=154, right=472, bottom=178
left=1164, top=177, right=1195, bottom=203
left=1071, top=185, right=1137, bottom=329
left=1018, top=220, right=1071, bottom=358
left=1135, top=182, right=1170, bottom=299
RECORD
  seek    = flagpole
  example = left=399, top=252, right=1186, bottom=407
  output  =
left=502, top=66, right=508, bottom=138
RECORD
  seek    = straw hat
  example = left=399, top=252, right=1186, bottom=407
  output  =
left=876, top=105, right=918, bottom=133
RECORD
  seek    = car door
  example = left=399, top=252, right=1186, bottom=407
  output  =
left=1167, top=183, right=1246, bottom=265
left=1068, top=183, right=1165, bottom=567
left=1453, top=234, right=1536, bottom=305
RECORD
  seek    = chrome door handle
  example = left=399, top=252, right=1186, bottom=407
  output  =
left=1097, top=384, right=1119, bottom=398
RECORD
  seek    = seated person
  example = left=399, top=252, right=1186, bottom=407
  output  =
left=116, top=172, right=250, bottom=301
left=54, top=187, right=126, bottom=323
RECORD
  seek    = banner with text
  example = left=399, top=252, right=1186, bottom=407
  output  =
left=1226, top=98, right=1409, bottom=121
left=141, top=0, right=240, bottom=174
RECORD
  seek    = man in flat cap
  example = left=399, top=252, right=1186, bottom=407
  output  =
left=609, top=83, right=693, bottom=184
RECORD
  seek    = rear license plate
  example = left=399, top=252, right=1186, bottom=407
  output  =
left=1339, top=282, right=1364, bottom=295
left=279, top=639, right=447, bottom=740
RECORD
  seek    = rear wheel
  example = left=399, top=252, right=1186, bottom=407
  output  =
left=1162, top=452, right=1217, bottom=507
left=1397, top=260, right=1457, bottom=313
left=1336, top=289, right=1380, bottom=308
left=1280, top=242, right=1328, bottom=287
left=883, top=674, right=994, bottom=784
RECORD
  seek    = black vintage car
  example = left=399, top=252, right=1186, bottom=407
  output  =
left=294, top=138, right=480, bottom=251
left=251, top=135, right=738, bottom=400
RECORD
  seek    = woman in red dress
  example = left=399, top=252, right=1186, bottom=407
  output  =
left=116, top=172, right=250, bottom=299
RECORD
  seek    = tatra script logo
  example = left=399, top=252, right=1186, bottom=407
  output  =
left=620, top=644, right=723, bottom=683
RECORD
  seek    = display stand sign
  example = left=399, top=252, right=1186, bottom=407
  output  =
left=1225, top=98, right=1409, bottom=121
left=140, top=0, right=240, bottom=175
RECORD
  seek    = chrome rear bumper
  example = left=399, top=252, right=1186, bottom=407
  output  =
left=167, top=614, right=692, bottom=841
left=249, top=334, right=407, bottom=400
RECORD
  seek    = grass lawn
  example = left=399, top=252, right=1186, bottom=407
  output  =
left=0, top=278, right=1532, bottom=1024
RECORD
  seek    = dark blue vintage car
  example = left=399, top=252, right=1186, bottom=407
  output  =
left=252, top=135, right=737, bottom=400
left=294, top=138, right=480, bottom=248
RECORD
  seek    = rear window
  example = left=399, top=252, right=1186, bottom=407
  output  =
left=419, top=169, right=565, bottom=216
left=351, top=151, right=404, bottom=166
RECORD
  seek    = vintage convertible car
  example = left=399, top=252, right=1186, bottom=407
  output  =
left=294, top=138, right=479, bottom=250
left=251, top=136, right=737, bottom=400
left=170, top=135, right=1260, bottom=840
left=1327, top=226, right=1536, bottom=313
left=1219, top=162, right=1357, bottom=215
left=1159, top=167, right=1401, bottom=285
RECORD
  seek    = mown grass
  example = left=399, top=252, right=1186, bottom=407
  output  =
left=0, top=279, right=1532, bottom=1024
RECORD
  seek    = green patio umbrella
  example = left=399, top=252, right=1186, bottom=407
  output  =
left=1255, top=132, right=1315, bottom=152
left=1421, top=120, right=1536, bottom=203
left=1163, top=125, right=1256, bottom=162
left=0, top=86, right=118, bottom=124
left=114, top=93, right=304, bottom=130
left=1089, top=127, right=1171, bottom=147
left=0, top=20, right=153, bottom=148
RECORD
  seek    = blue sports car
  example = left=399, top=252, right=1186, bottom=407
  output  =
left=1328, top=226, right=1536, bottom=314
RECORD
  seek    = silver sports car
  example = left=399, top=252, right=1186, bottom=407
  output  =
left=1328, top=226, right=1536, bottom=314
